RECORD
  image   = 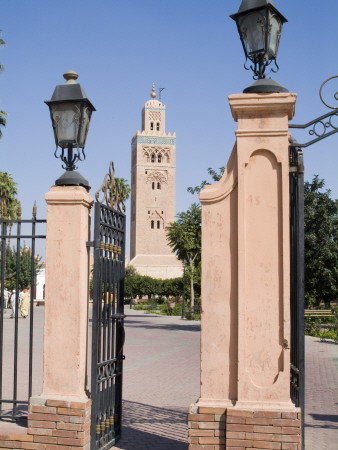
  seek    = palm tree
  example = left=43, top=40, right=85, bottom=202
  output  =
left=0, top=29, right=4, bottom=72
left=0, top=31, right=6, bottom=139
left=0, top=111, right=6, bottom=139
left=116, top=178, right=131, bottom=203
left=0, top=172, right=19, bottom=245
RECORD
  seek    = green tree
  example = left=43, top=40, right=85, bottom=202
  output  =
left=166, top=203, right=201, bottom=310
left=138, top=275, right=156, bottom=300
left=0, top=111, right=5, bottom=140
left=304, top=175, right=338, bottom=308
left=0, top=30, right=6, bottom=139
left=124, top=265, right=138, bottom=299
left=0, top=172, right=19, bottom=220
left=187, top=167, right=225, bottom=195
left=1, top=245, right=43, bottom=290
left=157, top=277, right=184, bottom=299
left=116, top=178, right=131, bottom=203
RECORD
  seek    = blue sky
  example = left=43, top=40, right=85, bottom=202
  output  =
left=1, top=0, right=338, bottom=257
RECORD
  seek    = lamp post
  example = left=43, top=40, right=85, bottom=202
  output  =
left=45, top=70, right=95, bottom=188
left=230, top=0, right=288, bottom=93
left=181, top=261, right=187, bottom=319
left=129, top=272, right=134, bottom=310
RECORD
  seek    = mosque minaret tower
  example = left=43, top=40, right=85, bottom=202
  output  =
left=129, top=84, right=182, bottom=278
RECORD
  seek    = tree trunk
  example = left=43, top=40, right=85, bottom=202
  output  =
left=189, top=262, right=194, bottom=311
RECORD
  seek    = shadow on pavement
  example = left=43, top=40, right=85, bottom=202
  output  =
left=124, top=319, right=200, bottom=333
left=306, top=413, right=338, bottom=428
left=114, top=400, right=188, bottom=449
left=313, top=339, right=338, bottom=345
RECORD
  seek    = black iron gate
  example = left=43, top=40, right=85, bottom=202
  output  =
left=288, top=76, right=338, bottom=450
left=0, top=201, right=46, bottom=421
left=90, top=170, right=126, bottom=450
left=289, top=142, right=305, bottom=446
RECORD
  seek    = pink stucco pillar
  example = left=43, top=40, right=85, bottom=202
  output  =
left=42, top=185, right=93, bottom=400
left=188, top=93, right=302, bottom=449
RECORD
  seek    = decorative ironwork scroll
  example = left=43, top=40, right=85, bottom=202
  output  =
left=95, top=162, right=126, bottom=213
left=320, top=75, right=338, bottom=109
left=290, top=75, right=338, bottom=148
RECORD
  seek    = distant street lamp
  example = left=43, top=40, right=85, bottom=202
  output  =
left=230, top=0, right=288, bottom=93
left=182, top=261, right=187, bottom=319
left=45, top=70, right=95, bottom=188
left=130, top=271, right=134, bottom=310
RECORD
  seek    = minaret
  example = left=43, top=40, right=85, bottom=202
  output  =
left=129, top=84, right=182, bottom=278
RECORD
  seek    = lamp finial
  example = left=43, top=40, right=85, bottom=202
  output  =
left=63, top=70, right=79, bottom=85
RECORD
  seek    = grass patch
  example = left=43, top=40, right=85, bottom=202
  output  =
left=305, top=308, right=338, bottom=343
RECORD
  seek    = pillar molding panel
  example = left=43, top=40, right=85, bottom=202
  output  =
left=232, top=93, right=296, bottom=409
left=42, top=185, right=93, bottom=400
left=198, top=92, right=297, bottom=410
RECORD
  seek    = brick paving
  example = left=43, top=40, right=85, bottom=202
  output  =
left=113, top=309, right=200, bottom=449
left=304, top=336, right=338, bottom=450
left=0, top=306, right=337, bottom=449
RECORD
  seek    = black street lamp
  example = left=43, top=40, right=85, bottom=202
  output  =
left=45, top=70, right=95, bottom=188
left=230, top=0, right=288, bottom=93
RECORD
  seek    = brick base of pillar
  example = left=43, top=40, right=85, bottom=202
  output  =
left=0, top=396, right=91, bottom=449
left=188, top=404, right=302, bottom=450
left=27, top=397, right=91, bottom=448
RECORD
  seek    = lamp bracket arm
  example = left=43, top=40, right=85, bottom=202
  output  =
left=289, top=109, right=338, bottom=148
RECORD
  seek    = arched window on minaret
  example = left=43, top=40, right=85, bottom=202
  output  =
left=157, top=182, right=161, bottom=190
left=151, top=154, right=155, bottom=163
left=158, top=154, right=162, bottom=163
left=156, top=122, right=160, bottom=131
left=152, top=182, right=155, bottom=190
left=151, top=220, right=154, bottom=229
left=157, top=221, right=160, bottom=229
left=150, top=122, right=154, bottom=131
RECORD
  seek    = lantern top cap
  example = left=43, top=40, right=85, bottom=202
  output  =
left=45, top=70, right=96, bottom=111
left=63, top=70, right=79, bottom=85
left=232, top=0, right=287, bottom=22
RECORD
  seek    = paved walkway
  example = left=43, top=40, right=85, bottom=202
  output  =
left=0, top=306, right=337, bottom=449
left=113, top=309, right=200, bottom=449
left=304, top=336, right=338, bottom=450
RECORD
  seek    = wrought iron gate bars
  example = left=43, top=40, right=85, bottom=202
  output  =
left=0, top=206, right=46, bottom=420
left=288, top=76, right=338, bottom=450
left=289, top=142, right=305, bottom=449
left=90, top=200, right=126, bottom=450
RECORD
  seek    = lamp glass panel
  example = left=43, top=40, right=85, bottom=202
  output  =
left=51, top=102, right=81, bottom=147
left=78, top=106, right=92, bottom=148
left=268, top=13, right=282, bottom=58
left=239, top=12, right=266, bottom=57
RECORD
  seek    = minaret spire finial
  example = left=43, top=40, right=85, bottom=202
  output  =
left=150, top=83, right=156, bottom=99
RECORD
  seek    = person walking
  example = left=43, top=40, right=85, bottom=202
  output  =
left=19, top=290, right=23, bottom=307
left=10, top=289, right=16, bottom=318
left=20, top=288, right=30, bottom=318
left=7, top=290, right=12, bottom=308
left=3, top=287, right=9, bottom=309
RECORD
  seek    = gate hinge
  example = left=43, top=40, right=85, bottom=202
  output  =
left=86, top=239, right=101, bottom=249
